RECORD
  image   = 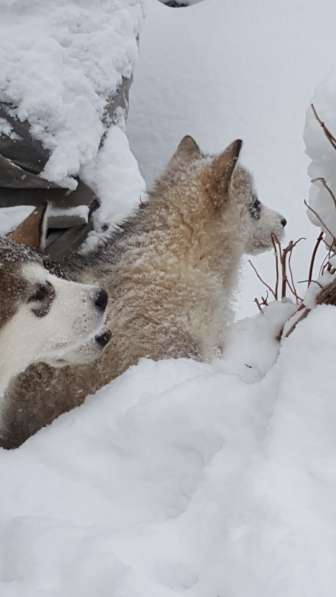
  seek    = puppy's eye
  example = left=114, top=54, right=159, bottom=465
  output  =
left=249, top=195, right=262, bottom=219
left=29, top=281, right=55, bottom=318
left=28, top=282, right=52, bottom=303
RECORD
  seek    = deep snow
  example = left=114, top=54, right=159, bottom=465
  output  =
left=1, top=0, right=336, bottom=596
left=2, top=301, right=336, bottom=596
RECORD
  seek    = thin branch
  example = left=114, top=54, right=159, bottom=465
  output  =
left=311, top=104, right=336, bottom=150
left=304, top=199, right=336, bottom=244
left=308, top=231, right=324, bottom=286
left=284, top=306, right=310, bottom=338
left=254, top=298, right=263, bottom=313
left=288, top=250, right=302, bottom=303
left=311, top=177, right=336, bottom=210
left=271, top=234, right=279, bottom=300
left=297, top=279, right=324, bottom=291
left=248, top=259, right=277, bottom=300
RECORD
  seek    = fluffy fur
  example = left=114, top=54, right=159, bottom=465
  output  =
left=3, top=137, right=286, bottom=447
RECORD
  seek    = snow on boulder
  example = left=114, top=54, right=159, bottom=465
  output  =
left=0, top=0, right=144, bottom=190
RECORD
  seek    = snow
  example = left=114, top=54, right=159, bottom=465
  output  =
left=0, top=206, right=35, bottom=235
left=47, top=204, right=90, bottom=222
left=82, top=125, right=146, bottom=252
left=1, top=302, right=336, bottom=596
left=128, top=0, right=336, bottom=317
left=0, top=0, right=144, bottom=227
left=305, top=79, right=336, bottom=246
left=2, top=0, right=336, bottom=595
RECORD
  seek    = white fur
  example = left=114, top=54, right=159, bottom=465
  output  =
left=0, top=262, right=107, bottom=399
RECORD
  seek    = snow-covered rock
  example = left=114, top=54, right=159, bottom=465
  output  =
left=0, top=0, right=144, bottom=190
left=0, top=0, right=146, bottom=248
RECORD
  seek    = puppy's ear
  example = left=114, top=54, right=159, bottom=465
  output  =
left=7, top=205, right=47, bottom=250
left=205, top=139, right=242, bottom=209
left=168, top=135, right=201, bottom=167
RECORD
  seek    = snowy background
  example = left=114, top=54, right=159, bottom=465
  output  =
left=128, top=0, right=336, bottom=315
left=2, top=0, right=336, bottom=595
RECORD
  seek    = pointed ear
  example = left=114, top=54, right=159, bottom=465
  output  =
left=168, top=135, right=201, bottom=166
left=7, top=204, right=48, bottom=250
left=206, top=139, right=243, bottom=209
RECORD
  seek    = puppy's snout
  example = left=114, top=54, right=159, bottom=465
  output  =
left=95, top=330, right=112, bottom=348
left=94, top=288, right=108, bottom=312
left=281, top=217, right=287, bottom=228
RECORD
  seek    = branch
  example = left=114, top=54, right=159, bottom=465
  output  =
left=311, top=104, right=336, bottom=150
left=248, top=259, right=277, bottom=300
left=308, top=231, right=324, bottom=285
left=311, top=177, right=336, bottom=210
left=304, top=199, right=336, bottom=244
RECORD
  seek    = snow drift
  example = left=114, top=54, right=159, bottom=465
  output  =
left=1, top=1, right=336, bottom=596
left=1, top=300, right=336, bottom=596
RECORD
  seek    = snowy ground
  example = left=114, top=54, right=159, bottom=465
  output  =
left=2, top=300, right=336, bottom=596
left=2, top=0, right=336, bottom=595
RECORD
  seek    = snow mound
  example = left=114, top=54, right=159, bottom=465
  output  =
left=2, top=302, right=336, bottom=595
left=305, top=77, right=336, bottom=245
left=81, top=125, right=146, bottom=251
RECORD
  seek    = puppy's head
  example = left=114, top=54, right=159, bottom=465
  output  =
left=230, top=163, right=287, bottom=254
left=0, top=239, right=111, bottom=372
left=162, top=136, right=287, bottom=254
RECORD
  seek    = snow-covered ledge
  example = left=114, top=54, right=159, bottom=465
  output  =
left=0, top=0, right=145, bottom=252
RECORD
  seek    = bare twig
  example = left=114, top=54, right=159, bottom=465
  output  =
left=284, top=305, right=310, bottom=338
left=311, top=177, right=336, bottom=210
left=287, top=239, right=305, bottom=303
left=304, top=199, right=336, bottom=244
left=308, top=231, right=324, bottom=285
left=311, top=104, right=336, bottom=150
left=248, top=259, right=277, bottom=300
left=250, top=236, right=305, bottom=311
left=320, top=247, right=333, bottom=275
left=254, top=298, right=263, bottom=313
left=271, top=233, right=280, bottom=300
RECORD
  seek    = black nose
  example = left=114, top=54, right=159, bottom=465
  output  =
left=94, top=289, right=108, bottom=311
left=95, top=329, right=112, bottom=348
left=281, top=217, right=287, bottom=227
